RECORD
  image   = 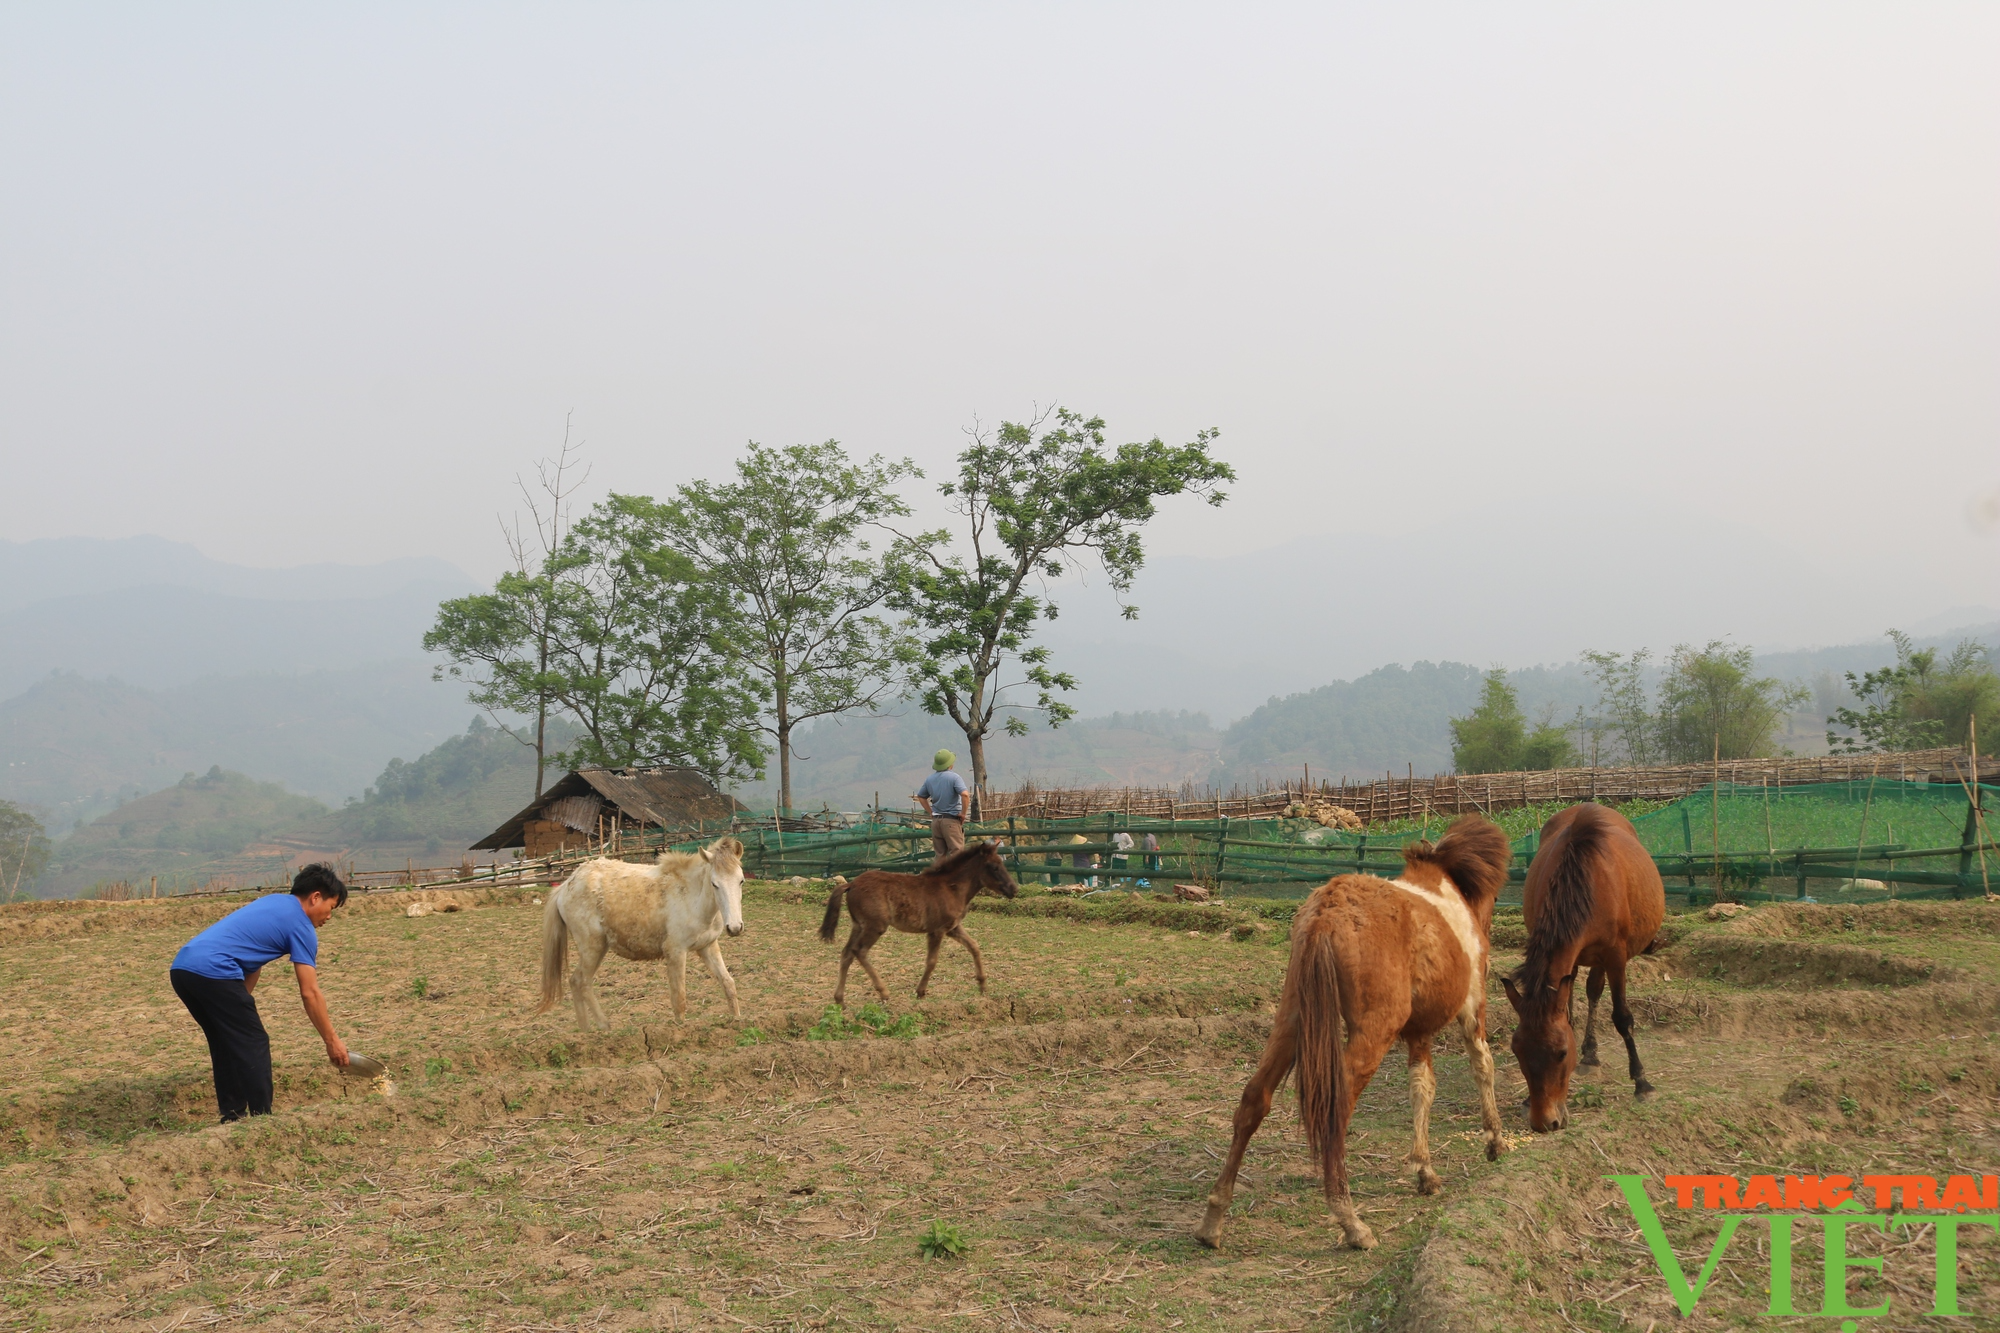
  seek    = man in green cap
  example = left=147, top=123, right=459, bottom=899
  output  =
left=912, top=749, right=969, bottom=863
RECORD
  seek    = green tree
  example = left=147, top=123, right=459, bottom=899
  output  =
left=0, top=800, right=50, bottom=901
left=664, top=442, right=919, bottom=814
left=1582, top=649, right=1660, bottom=766
left=1828, top=631, right=2000, bottom=753
left=1450, top=669, right=1575, bottom=773
left=1450, top=670, right=1527, bottom=774
left=889, top=408, right=1231, bottom=812
left=429, top=495, right=766, bottom=786
left=1520, top=707, right=1579, bottom=771
left=1654, top=640, right=1808, bottom=762
left=423, top=424, right=589, bottom=799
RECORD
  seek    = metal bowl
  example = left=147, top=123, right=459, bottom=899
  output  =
left=341, top=1053, right=387, bottom=1079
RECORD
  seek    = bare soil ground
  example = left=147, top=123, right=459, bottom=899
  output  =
left=3, top=887, right=1998, bottom=1331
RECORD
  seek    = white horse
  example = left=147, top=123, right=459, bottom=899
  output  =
left=538, top=836, right=747, bottom=1031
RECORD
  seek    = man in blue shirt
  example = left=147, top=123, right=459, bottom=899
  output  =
left=170, top=863, right=352, bottom=1123
left=912, top=749, right=970, bottom=863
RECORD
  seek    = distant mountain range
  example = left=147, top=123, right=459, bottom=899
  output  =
left=3, top=533, right=1995, bottom=895
left=0, top=536, right=480, bottom=830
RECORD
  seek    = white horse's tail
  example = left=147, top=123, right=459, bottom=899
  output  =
left=538, top=884, right=570, bottom=1013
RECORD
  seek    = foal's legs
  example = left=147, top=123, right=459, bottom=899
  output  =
left=916, top=930, right=945, bottom=998
left=835, top=924, right=891, bottom=1005
left=571, top=928, right=610, bottom=1030
left=948, top=923, right=988, bottom=994
left=1458, top=1008, right=1507, bottom=1162
left=698, top=940, right=741, bottom=1019
left=1578, top=966, right=1606, bottom=1067
left=1608, top=957, right=1654, bottom=1099
left=1406, top=1036, right=1442, bottom=1195
left=1194, top=1007, right=1297, bottom=1249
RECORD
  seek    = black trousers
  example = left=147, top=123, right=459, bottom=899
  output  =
left=170, top=968, right=273, bottom=1121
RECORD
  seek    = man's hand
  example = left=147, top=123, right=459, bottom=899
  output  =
left=325, top=1039, right=350, bottom=1070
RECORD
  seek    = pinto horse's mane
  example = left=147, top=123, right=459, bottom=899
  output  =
left=1400, top=815, right=1512, bottom=908
left=1515, top=804, right=1612, bottom=1005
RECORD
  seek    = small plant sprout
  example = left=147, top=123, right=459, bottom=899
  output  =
left=917, top=1220, right=969, bottom=1259
left=411, top=976, right=429, bottom=1000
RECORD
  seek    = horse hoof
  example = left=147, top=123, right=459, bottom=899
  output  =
left=1634, top=1081, right=1655, bottom=1101
left=1578, top=1051, right=1601, bottom=1067
left=1344, top=1224, right=1378, bottom=1251
left=1416, top=1167, right=1442, bottom=1196
left=1487, top=1137, right=1504, bottom=1162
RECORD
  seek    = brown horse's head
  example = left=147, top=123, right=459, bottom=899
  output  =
left=971, top=842, right=1020, bottom=899
left=1501, top=965, right=1577, bottom=1132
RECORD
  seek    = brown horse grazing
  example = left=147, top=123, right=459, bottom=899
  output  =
left=819, top=842, right=1020, bottom=1005
left=1194, top=815, right=1514, bottom=1252
left=1499, top=803, right=1666, bottom=1132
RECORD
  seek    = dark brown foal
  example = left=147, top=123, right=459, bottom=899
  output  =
left=818, top=842, right=1020, bottom=1005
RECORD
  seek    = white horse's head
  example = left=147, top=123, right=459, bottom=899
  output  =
left=701, top=836, right=747, bottom=937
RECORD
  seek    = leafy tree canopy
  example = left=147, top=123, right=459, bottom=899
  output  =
left=1450, top=668, right=1575, bottom=774
left=888, top=408, right=1231, bottom=806
left=1828, top=631, right=2000, bottom=754
left=1586, top=642, right=1807, bottom=765
left=428, top=494, right=766, bottom=786
left=663, top=441, right=917, bottom=813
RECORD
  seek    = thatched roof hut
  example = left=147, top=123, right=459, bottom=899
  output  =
left=472, top=767, right=744, bottom=856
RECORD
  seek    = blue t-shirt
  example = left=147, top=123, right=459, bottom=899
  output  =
left=171, top=893, right=320, bottom=981
left=915, top=769, right=968, bottom=817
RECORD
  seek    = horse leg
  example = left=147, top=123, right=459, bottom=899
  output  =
left=663, top=949, right=689, bottom=1019
left=1578, top=966, right=1606, bottom=1067
left=916, top=930, right=944, bottom=999
left=1406, top=1037, right=1441, bottom=1195
left=1194, top=1005, right=1298, bottom=1249
left=851, top=925, right=892, bottom=1002
left=947, top=923, right=988, bottom=994
left=1458, top=1008, right=1507, bottom=1162
left=571, top=930, right=610, bottom=1031
left=1326, top=1021, right=1398, bottom=1249
left=1609, top=957, right=1653, bottom=1099
left=834, top=928, right=859, bottom=1006
left=698, top=940, right=741, bottom=1020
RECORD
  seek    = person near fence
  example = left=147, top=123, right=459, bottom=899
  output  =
left=1111, top=829, right=1134, bottom=886
left=169, top=863, right=352, bottom=1124
left=1140, top=830, right=1161, bottom=887
left=913, top=750, right=969, bottom=863
left=1070, top=833, right=1097, bottom=888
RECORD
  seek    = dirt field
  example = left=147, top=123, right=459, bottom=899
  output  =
left=4, top=882, right=1999, bottom=1331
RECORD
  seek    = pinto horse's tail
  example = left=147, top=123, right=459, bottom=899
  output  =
left=1292, top=915, right=1351, bottom=1201
left=537, top=884, right=570, bottom=1014
left=818, top=879, right=848, bottom=943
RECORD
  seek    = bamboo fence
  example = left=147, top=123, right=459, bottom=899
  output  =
left=976, top=748, right=1992, bottom=824
left=66, top=747, right=1994, bottom=902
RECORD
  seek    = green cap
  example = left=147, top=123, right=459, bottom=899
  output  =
left=933, top=749, right=954, bottom=771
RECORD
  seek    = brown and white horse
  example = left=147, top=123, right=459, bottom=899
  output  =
left=819, top=842, right=1019, bottom=1004
left=1195, top=815, right=1514, bottom=1251
left=1500, top=803, right=1666, bottom=1131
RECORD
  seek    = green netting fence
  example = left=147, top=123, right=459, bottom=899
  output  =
left=718, top=779, right=1996, bottom=908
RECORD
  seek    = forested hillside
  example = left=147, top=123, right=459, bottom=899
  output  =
left=40, top=767, right=330, bottom=897
left=294, top=717, right=576, bottom=857
left=0, top=666, right=481, bottom=832
left=1215, top=661, right=1598, bottom=782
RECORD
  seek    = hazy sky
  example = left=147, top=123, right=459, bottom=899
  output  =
left=4, top=5, right=1995, bottom=661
